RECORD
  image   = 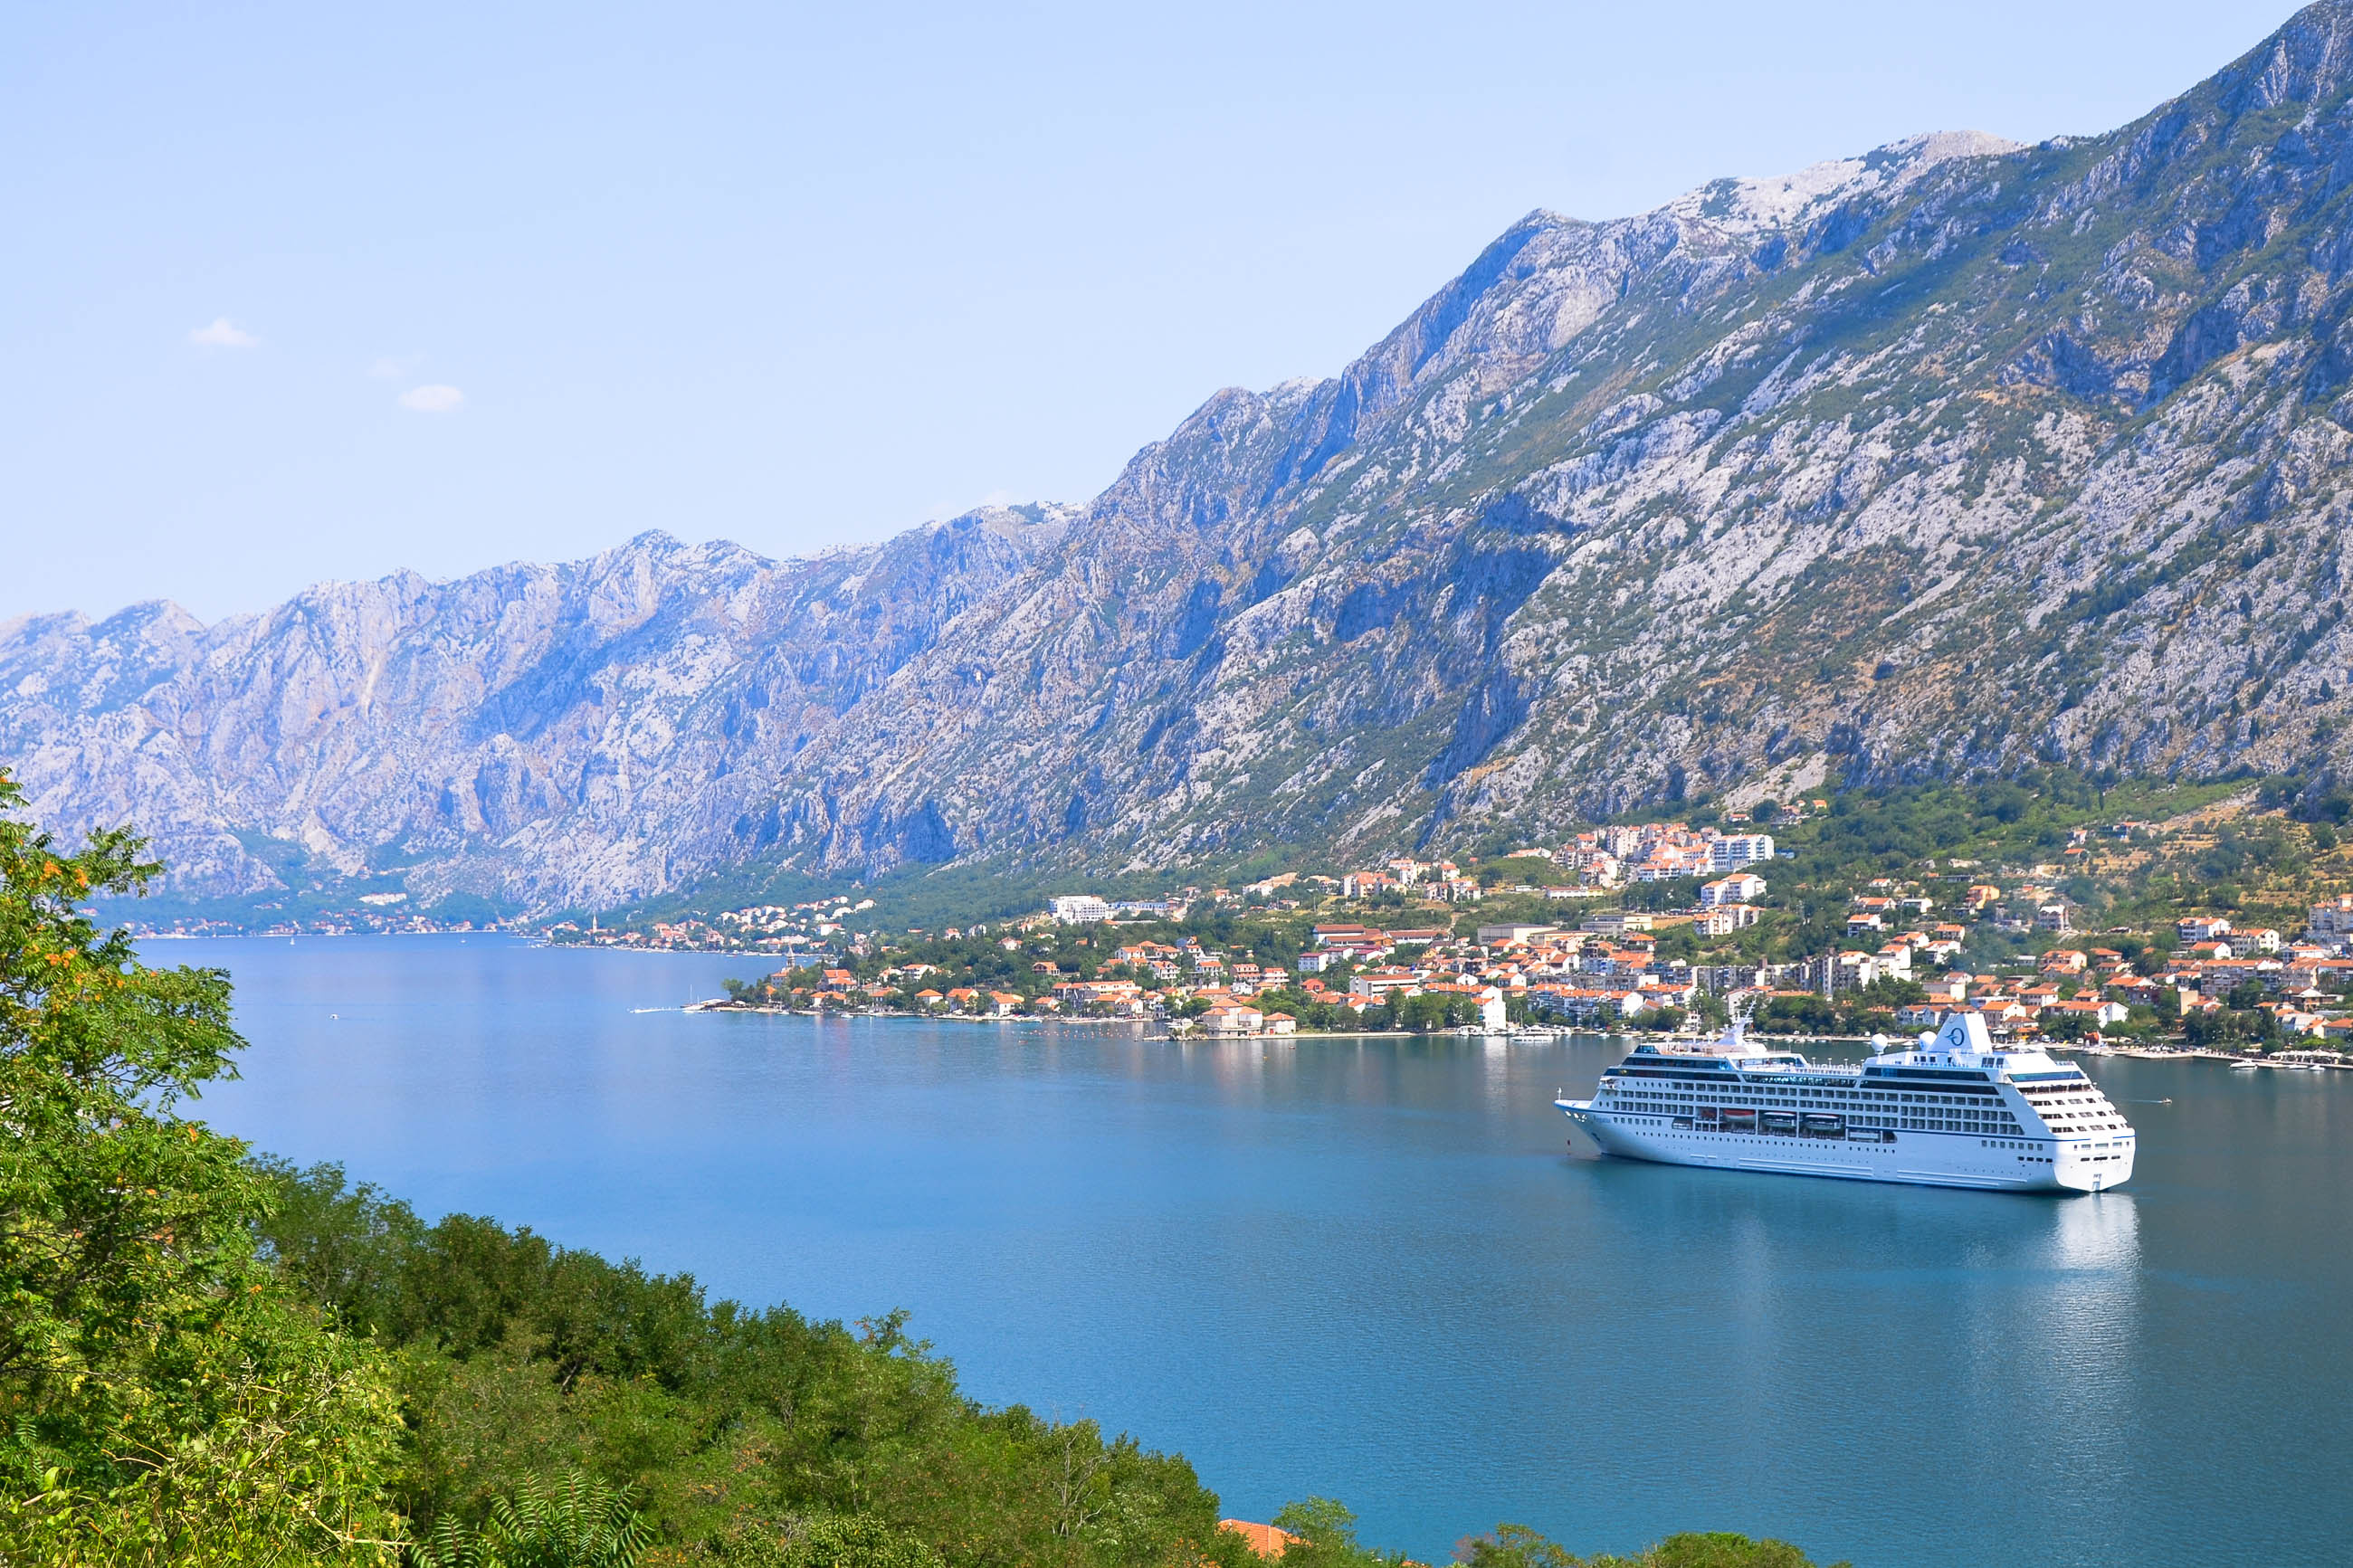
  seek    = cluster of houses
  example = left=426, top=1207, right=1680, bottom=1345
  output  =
left=758, top=820, right=2353, bottom=1046
left=2096, top=903, right=2353, bottom=1042
left=795, top=852, right=1798, bottom=1032
left=1871, top=913, right=2336, bottom=1039
left=557, top=895, right=878, bottom=955
left=1048, top=860, right=1489, bottom=917
left=1510, top=823, right=1780, bottom=889
left=1320, top=857, right=1484, bottom=902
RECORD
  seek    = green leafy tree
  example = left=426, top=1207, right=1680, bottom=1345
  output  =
left=2040, top=1010, right=2096, bottom=1042
left=723, top=1512, right=947, bottom=1568
left=1454, top=1525, right=1843, bottom=1568
left=0, top=773, right=405, bottom=1563
left=1379, top=993, right=1474, bottom=1033
left=252, top=1158, right=427, bottom=1338
left=1272, top=1498, right=1406, bottom=1568
left=1638, top=1534, right=1838, bottom=1568
left=1455, top=1523, right=1579, bottom=1568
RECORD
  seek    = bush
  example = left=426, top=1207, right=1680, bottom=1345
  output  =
left=1453, top=1525, right=1845, bottom=1568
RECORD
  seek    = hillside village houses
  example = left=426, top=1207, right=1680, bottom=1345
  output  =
left=994, top=827, right=1793, bottom=1035
left=1512, top=823, right=1777, bottom=889
left=755, top=816, right=2353, bottom=1050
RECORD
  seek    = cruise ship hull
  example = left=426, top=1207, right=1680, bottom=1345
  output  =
left=1560, top=1103, right=2134, bottom=1193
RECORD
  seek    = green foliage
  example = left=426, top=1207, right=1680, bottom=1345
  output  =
left=1778, top=774, right=2114, bottom=886
left=1615, top=879, right=1704, bottom=914
left=1480, top=857, right=1565, bottom=889
left=253, top=1163, right=1233, bottom=1566
left=1246, top=987, right=1351, bottom=1031
left=410, top=1472, right=653, bottom=1568
left=1378, top=992, right=1478, bottom=1033
left=1748, top=974, right=1923, bottom=1039
left=252, top=1159, right=427, bottom=1338
left=1453, top=1525, right=1843, bottom=1568
left=2038, top=1009, right=2094, bottom=1042
left=1271, top=1498, right=1406, bottom=1568
left=715, top=1512, right=948, bottom=1568
left=1455, top=1524, right=1579, bottom=1568
left=0, top=772, right=406, bottom=1563
left=1640, top=1534, right=1836, bottom=1568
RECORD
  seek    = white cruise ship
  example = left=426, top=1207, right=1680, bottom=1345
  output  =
left=1556, top=1010, right=2135, bottom=1192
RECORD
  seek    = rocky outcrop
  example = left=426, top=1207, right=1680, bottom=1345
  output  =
left=15, top=5, right=2353, bottom=907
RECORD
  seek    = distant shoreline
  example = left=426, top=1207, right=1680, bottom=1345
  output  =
left=679, top=1005, right=2353, bottom=1072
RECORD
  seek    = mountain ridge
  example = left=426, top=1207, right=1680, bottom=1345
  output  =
left=10, top=4, right=2353, bottom=912
left=0, top=511, right=1071, bottom=906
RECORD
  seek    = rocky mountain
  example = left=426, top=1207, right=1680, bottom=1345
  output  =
left=0, top=510, right=1067, bottom=907
left=12, top=4, right=2353, bottom=910
left=766, top=4, right=2353, bottom=879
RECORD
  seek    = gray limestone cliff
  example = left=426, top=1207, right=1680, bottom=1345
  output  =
left=0, top=510, right=1066, bottom=906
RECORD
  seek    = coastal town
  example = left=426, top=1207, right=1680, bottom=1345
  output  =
left=116, top=773, right=2352, bottom=1063
left=669, top=786, right=2353, bottom=1064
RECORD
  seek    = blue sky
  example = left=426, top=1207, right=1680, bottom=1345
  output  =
left=0, top=1, right=2302, bottom=622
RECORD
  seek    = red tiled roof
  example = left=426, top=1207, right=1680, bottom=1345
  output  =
left=1219, top=1522, right=1300, bottom=1560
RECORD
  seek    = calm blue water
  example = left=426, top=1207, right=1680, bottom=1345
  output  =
left=174, top=935, right=2352, bottom=1568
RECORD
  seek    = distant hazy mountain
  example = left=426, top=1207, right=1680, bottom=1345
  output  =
left=12, top=3, right=2353, bottom=910
left=0, top=511, right=1066, bottom=907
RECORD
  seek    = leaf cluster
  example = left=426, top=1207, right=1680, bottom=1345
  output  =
left=0, top=773, right=405, bottom=1563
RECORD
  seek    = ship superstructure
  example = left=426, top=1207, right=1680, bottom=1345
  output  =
left=1555, top=1010, right=2134, bottom=1192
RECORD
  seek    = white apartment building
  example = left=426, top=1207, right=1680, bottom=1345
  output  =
left=1700, top=872, right=1766, bottom=908
left=1709, top=833, right=1777, bottom=871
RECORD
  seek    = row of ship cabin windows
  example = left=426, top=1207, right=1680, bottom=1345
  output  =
left=1611, top=1086, right=2024, bottom=1132
left=1605, top=1083, right=2017, bottom=1108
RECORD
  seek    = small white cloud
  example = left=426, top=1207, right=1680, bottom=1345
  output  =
left=188, top=317, right=259, bottom=348
left=398, top=384, right=465, bottom=413
left=368, top=354, right=422, bottom=379
left=976, top=489, right=1019, bottom=508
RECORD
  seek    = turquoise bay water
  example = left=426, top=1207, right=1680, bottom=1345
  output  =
left=176, top=936, right=2351, bottom=1567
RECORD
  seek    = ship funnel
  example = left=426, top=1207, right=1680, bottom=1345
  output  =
left=1936, top=1012, right=1996, bottom=1055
